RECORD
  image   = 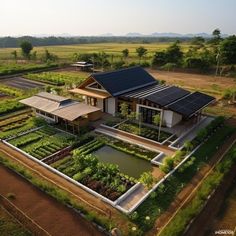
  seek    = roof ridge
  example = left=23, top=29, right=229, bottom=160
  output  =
left=91, top=66, right=141, bottom=77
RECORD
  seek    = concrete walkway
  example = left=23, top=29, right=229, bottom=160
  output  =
left=96, top=126, right=175, bottom=156
left=118, top=185, right=148, bottom=211
left=171, top=116, right=214, bottom=148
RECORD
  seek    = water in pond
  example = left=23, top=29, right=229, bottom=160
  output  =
left=92, top=145, right=152, bottom=178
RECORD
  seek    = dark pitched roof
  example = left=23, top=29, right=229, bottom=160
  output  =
left=145, top=86, right=190, bottom=106
left=91, top=66, right=157, bottom=96
left=166, top=91, right=215, bottom=117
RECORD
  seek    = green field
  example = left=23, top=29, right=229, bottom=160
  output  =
left=0, top=42, right=191, bottom=61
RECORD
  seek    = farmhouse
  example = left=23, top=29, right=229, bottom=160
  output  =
left=20, top=92, right=102, bottom=133
left=70, top=66, right=215, bottom=128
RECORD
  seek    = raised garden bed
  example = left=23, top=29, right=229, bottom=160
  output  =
left=117, top=121, right=172, bottom=143
left=8, top=126, right=76, bottom=160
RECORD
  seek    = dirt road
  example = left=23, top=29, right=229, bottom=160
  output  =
left=0, top=165, right=103, bottom=236
left=0, top=142, right=129, bottom=232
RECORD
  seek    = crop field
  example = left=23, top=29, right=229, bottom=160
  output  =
left=0, top=115, right=45, bottom=140
left=8, top=126, right=75, bottom=160
left=24, top=71, right=88, bottom=86
left=0, top=42, right=192, bottom=60
left=51, top=135, right=157, bottom=200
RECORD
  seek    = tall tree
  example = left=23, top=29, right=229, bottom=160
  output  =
left=136, top=46, right=147, bottom=63
left=220, top=35, right=236, bottom=64
left=122, top=48, right=129, bottom=61
left=20, top=41, right=33, bottom=59
left=165, top=41, right=183, bottom=64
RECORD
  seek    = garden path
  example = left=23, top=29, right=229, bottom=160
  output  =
left=118, top=185, right=148, bottom=211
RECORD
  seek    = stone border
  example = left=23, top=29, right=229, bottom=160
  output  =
left=151, top=152, right=166, bottom=166
left=116, top=144, right=202, bottom=214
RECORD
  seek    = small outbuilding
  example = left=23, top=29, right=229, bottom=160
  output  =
left=20, top=92, right=102, bottom=133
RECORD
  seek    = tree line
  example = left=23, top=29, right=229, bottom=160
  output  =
left=0, top=35, right=206, bottom=48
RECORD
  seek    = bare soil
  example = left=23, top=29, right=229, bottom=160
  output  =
left=0, top=164, right=103, bottom=236
left=0, top=142, right=131, bottom=233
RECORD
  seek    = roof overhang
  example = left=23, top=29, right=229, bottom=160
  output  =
left=69, top=88, right=110, bottom=99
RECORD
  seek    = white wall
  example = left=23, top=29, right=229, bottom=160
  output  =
left=163, top=110, right=182, bottom=127
left=107, top=97, right=116, bottom=115
left=97, top=98, right=104, bottom=111
left=163, top=110, right=173, bottom=128
left=172, top=112, right=182, bottom=126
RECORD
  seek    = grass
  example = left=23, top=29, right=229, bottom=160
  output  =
left=159, top=144, right=236, bottom=236
left=0, top=206, right=32, bottom=236
left=132, top=124, right=235, bottom=233
left=0, top=42, right=192, bottom=61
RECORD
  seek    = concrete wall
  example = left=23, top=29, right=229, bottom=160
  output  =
left=106, top=97, right=116, bottom=115
left=163, top=110, right=182, bottom=128
left=172, top=112, right=182, bottom=127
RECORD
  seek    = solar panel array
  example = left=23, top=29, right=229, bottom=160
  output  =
left=167, top=91, right=215, bottom=117
left=92, top=66, right=156, bottom=96
left=123, top=84, right=169, bottom=99
left=145, top=86, right=190, bottom=106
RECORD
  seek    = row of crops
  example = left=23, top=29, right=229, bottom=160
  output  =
left=0, top=116, right=46, bottom=140
left=52, top=142, right=136, bottom=201
left=25, top=72, right=87, bottom=86
left=9, top=126, right=75, bottom=160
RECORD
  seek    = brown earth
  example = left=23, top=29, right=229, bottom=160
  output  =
left=0, top=164, right=103, bottom=236
left=0, top=142, right=131, bottom=234
left=148, top=69, right=236, bottom=98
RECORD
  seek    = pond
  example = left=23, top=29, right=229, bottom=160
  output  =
left=92, top=145, right=153, bottom=178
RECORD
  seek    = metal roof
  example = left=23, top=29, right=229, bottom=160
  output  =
left=20, top=92, right=101, bottom=121
left=166, top=91, right=215, bottom=117
left=91, top=66, right=157, bottom=96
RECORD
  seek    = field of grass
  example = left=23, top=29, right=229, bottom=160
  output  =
left=0, top=42, right=192, bottom=61
left=0, top=206, right=31, bottom=236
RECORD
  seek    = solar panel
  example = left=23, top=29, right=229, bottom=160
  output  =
left=167, top=92, right=215, bottom=117
left=145, top=86, right=190, bottom=106
left=92, top=66, right=157, bottom=96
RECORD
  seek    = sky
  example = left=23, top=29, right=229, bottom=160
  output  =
left=1, top=0, right=235, bottom=36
